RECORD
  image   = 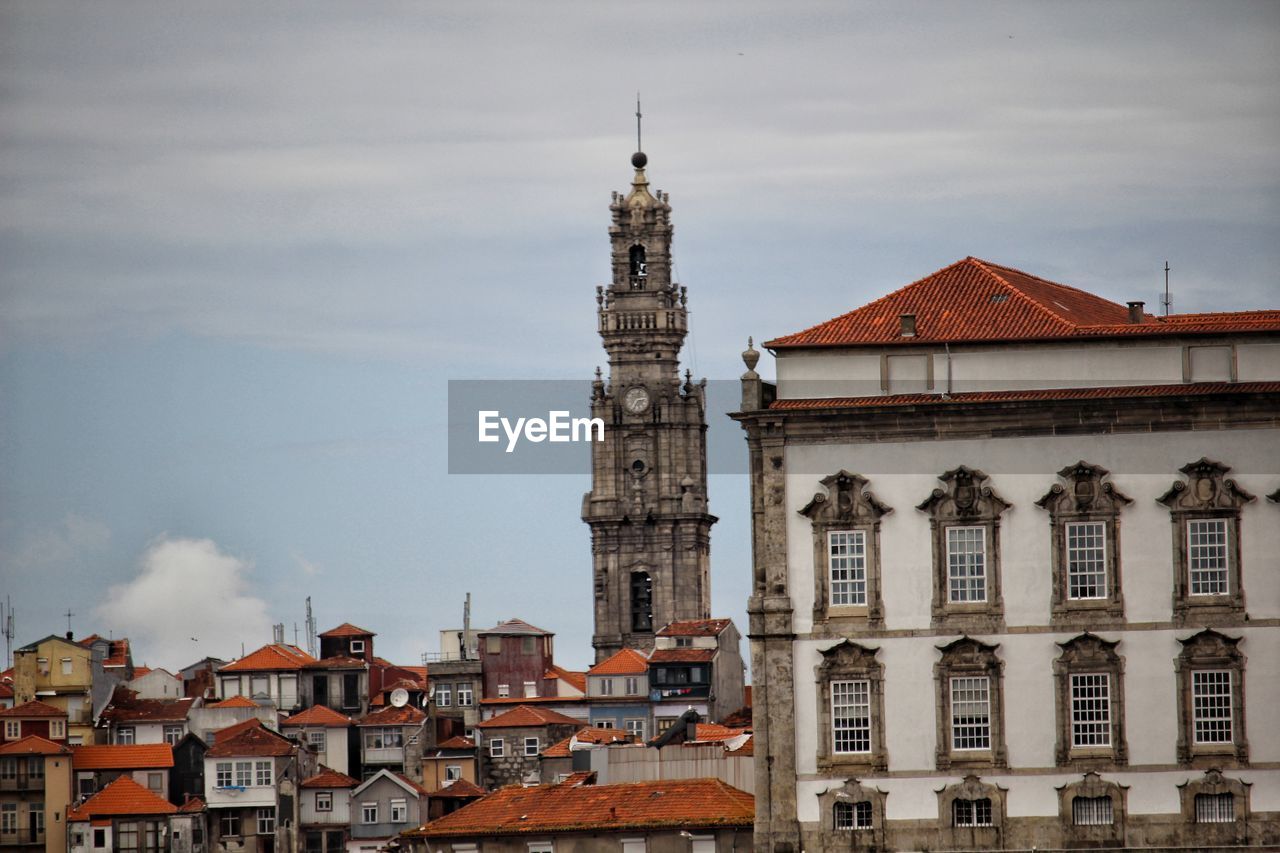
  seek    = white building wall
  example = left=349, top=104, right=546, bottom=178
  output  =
left=300, top=788, right=352, bottom=825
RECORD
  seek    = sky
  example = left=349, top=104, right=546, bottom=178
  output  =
left=2, top=1, right=1278, bottom=673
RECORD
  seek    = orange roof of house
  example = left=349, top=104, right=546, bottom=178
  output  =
left=67, top=776, right=177, bottom=820
left=357, top=704, right=426, bottom=726
left=209, top=716, right=263, bottom=742
left=657, top=619, right=731, bottom=637
left=207, top=695, right=259, bottom=709
left=282, top=705, right=353, bottom=727
left=728, top=736, right=754, bottom=756
left=542, top=727, right=635, bottom=758
left=131, top=666, right=152, bottom=678
left=769, top=381, right=1280, bottom=410
left=432, top=778, right=486, bottom=799
left=648, top=648, right=715, bottom=664
left=767, top=257, right=1280, bottom=349
left=587, top=649, right=650, bottom=676
left=476, top=705, right=581, bottom=729
left=218, top=644, right=315, bottom=673
left=406, top=778, right=753, bottom=838
left=0, top=682, right=12, bottom=699
left=178, top=796, right=206, bottom=813
left=72, top=744, right=174, bottom=770
left=206, top=719, right=294, bottom=758
left=0, top=699, right=67, bottom=718
left=436, top=735, right=476, bottom=750
left=688, top=723, right=748, bottom=744
left=318, top=623, right=376, bottom=638
left=301, top=766, right=359, bottom=789
left=0, top=735, right=70, bottom=756
left=303, top=655, right=367, bottom=670
left=80, top=635, right=133, bottom=668
left=101, top=697, right=194, bottom=723
left=546, top=665, right=587, bottom=693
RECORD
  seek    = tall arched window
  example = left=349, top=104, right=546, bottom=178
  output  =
left=630, top=571, right=653, bottom=631
left=629, top=244, right=647, bottom=288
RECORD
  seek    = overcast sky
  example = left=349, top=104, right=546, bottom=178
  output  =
left=2, top=1, right=1278, bottom=673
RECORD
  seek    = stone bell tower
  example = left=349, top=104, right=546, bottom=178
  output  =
left=583, top=149, right=716, bottom=663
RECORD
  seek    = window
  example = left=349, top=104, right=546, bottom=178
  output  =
left=364, top=728, right=404, bottom=750
left=520, top=636, right=536, bottom=655
left=655, top=717, right=677, bottom=736
left=523, top=681, right=538, bottom=698
left=257, top=808, right=275, bottom=835
left=308, top=730, right=327, bottom=751
left=457, top=683, right=473, bottom=706
left=37, top=657, right=49, bottom=675
left=1158, top=458, right=1251, bottom=624
left=815, top=640, right=886, bottom=772
left=919, top=466, right=1009, bottom=631
left=0, top=758, right=13, bottom=780
left=349, top=639, right=365, bottom=654
left=315, top=791, right=332, bottom=812
left=437, top=685, right=452, bottom=707
left=489, top=738, right=505, bottom=757
left=220, top=813, right=241, bottom=837
left=802, top=471, right=891, bottom=626
left=390, top=797, right=407, bottom=822
left=934, top=637, right=1007, bottom=770
left=215, top=762, right=233, bottom=788
left=1073, top=796, right=1114, bottom=826
left=1070, top=674, right=1111, bottom=748
left=624, top=719, right=645, bottom=739
left=0, top=804, right=15, bottom=834
left=599, top=678, right=614, bottom=696
left=527, top=843, right=554, bottom=853
left=147, top=771, right=163, bottom=791
left=61, top=657, right=73, bottom=675
left=49, top=719, right=65, bottom=739
left=362, top=802, right=378, bottom=824
left=235, top=760, right=252, bottom=787
left=1066, top=522, right=1107, bottom=599
left=524, top=737, right=540, bottom=756
left=1195, top=793, right=1234, bottom=824
left=630, top=571, right=653, bottom=632
left=486, top=636, right=501, bottom=654
left=1185, top=344, right=1233, bottom=382
left=94, top=827, right=107, bottom=848
left=256, top=760, right=273, bottom=786
left=118, top=822, right=138, bottom=853
left=624, top=676, right=639, bottom=695
left=497, top=683, right=510, bottom=698
left=952, top=798, right=992, bottom=827
left=1175, top=629, right=1247, bottom=765
left=674, top=637, right=692, bottom=647
left=3, top=721, right=18, bottom=740
left=1179, top=769, right=1249, bottom=828
left=445, top=764, right=462, bottom=781
left=163, top=724, right=183, bottom=745
left=1053, top=634, right=1127, bottom=766
left=595, top=720, right=615, bottom=729
left=833, top=800, right=873, bottom=830
left=26, top=756, right=44, bottom=780
left=116, top=726, right=135, bottom=745
left=250, top=675, right=270, bottom=699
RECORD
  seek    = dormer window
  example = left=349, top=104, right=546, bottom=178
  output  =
left=349, top=640, right=365, bottom=655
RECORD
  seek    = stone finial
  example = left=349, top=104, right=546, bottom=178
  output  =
left=596, top=286, right=604, bottom=307
left=742, top=336, right=760, bottom=373
left=592, top=367, right=604, bottom=400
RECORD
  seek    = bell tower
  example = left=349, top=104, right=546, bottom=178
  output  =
left=583, top=147, right=716, bottom=663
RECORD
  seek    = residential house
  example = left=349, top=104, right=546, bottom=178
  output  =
left=66, top=776, right=177, bottom=853
left=473, top=705, right=580, bottom=790
left=189, top=697, right=276, bottom=747
left=281, top=705, right=355, bottom=777
left=126, top=668, right=184, bottom=700
left=423, top=777, right=485, bottom=822
left=476, top=619, right=555, bottom=703
left=426, top=656, right=481, bottom=734
left=734, top=257, right=1280, bottom=850
left=299, top=766, right=357, bottom=853
left=78, top=636, right=135, bottom=683
left=171, top=733, right=209, bottom=808
left=215, top=644, right=314, bottom=713
left=178, top=658, right=227, bottom=702
left=420, top=735, right=477, bottom=794
left=588, top=713, right=755, bottom=793
left=11, top=635, right=110, bottom=744
left=99, top=691, right=194, bottom=746
left=348, top=769, right=427, bottom=852
left=72, top=743, right=174, bottom=802
left=300, top=656, right=368, bottom=719
left=399, top=776, right=754, bottom=852
left=171, top=796, right=209, bottom=853
left=538, top=726, right=635, bottom=784
left=1, top=700, right=69, bottom=745
left=355, top=704, right=425, bottom=781
left=586, top=648, right=651, bottom=739
left=0, top=735, right=73, bottom=853
left=648, top=619, right=744, bottom=735
left=204, top=718, right=313, bottom=853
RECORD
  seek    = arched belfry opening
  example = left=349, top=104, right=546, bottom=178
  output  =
left=629, top=244, right=647, bottom=289
left=631, top=571, right=653, bottom=632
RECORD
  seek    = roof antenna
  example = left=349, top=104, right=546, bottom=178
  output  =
left=1162, top=260, right=1172, bottom=316
left=635, top=92, right=642, bottom=153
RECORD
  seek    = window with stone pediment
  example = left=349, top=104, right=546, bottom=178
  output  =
left=800, top=471, right=892, bottom=629
left=936, top=775, right=1006, bottom=840
left=816, top=778, right=886, bottom=840
left=1053, top=633, right=1127, bottom=768
left=1158, top=458, right=1254, bottom=624
left=917, top=467, right=1010, bottom=632
left=1037, top=462, right=1131, bottom=625
left=1056, top=772, right=1127, bottom=845
left=1178, top=769, right=1251, bottom=843
left=814, top=640, right=887, bottom=772
left=934, top=637, right=1006, bottom=771
left=1175, top=629, right=1247, bottom=767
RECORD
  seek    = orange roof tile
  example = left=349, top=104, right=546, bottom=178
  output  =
left=67, top=776, right=177, bottom=820
left=436, top=735, right=476, bottom=750
left=587, top=649, right=650, bottom=676
left=546, top=665, right=587, bottom=693
left=218, top=644, right=315, bottom=673
left=0, top=699, right=67, bottom=718
left=395, top=772, right=431, bottom=797
left=768, top=381, right=1280, bottom=410
left=728, top=735, right=754, bottom=756
left=0, top=682, right=12, bottom=699
left=210, top=716, right=264, bottom=742
left=768, top=257, right=1280, bottom=349
left=318, top=622, right=376, bottom=638
left=178, top=796, right=206, bottom=813
left=101, top=697, right=194, bottom=723
left=657, top=619, right=730, bottom=637
left=406, top=778, right=752, bottom=838
left=301, top=766, right=359, bottom=789
left=80, top=635, right=133, bottom=668
left=648, top=648, right=715, bottom=664
left=475, top=705, right=582, bottom=729
left=206, top=720, right=294, bottom=758
left=282, top=705, right=353, bottom=727
left=207, top=695, right=260, bottom=709
left=72, top=744, right=173, bottom=770
left=0, top=735, right=70, bottom=756
left=542, top=727, right=635, bottom=758
left=131, top=666, right=152, bottom=678
left=303, top=655, right=367, bottom=670
left=433, top=778, right=486, bottom=799
left=688, top=723, right=748, bottom=744
left=357, top=704, right=425, bottom=727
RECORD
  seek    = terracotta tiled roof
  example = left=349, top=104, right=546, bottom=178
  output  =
left=587, top=649, right=650, bottom=676
left=728, top=735, right=754, bottom=756
left=80, top=635, right=133, bottom=668
left=401, top=665, right=428, bottom=682
left=648, top=648, right=715, bottom=664
left=475, top=705, right=581, bottom=729
left=433, top=778, right=486, bottom=799
left=72, top=744, right=174, bottom=770
left=282, top=705, right=353, bottom=727
left=546, top=665, right=587, bottom=694
left=357, top=704, right=426, bottom=727
left=436, top=736, right=476, bottom=750
left=767, top=257, right=1280, bottom=349
left=207, top=695, right=260, bottom=709
left=318, top=623, right=376, bottom=638
left=301, top=766, right=359, bottom=789
left=479, top=618, right=552, bottom=636
left=206, top=719, right=294, bottom=758
left=0, top=735, right=70, bottom=756
left=131, top=666, right=153, bottom=678
left=178, top=796, right=206, bottom=813
left=303, top=655, right=367, bottom=670
left=0, top=699, right=67, bottom=718
left=688, top=724, right=748, bottom=744
left=0, top=682, right=12, bottom=699
left=768, top=381, right=1280, bottom=410
left=721, top=706, right=752, bottom=728
left=395, top=772, right=431, bottom=797
left=406, top=778, right=753, bottom=838
left=218, top=644, right=315, bottom=673
left=209, top=716, right=264, bottom=743
left=101, top=698, right=194, bottom=723
left=542, top=727, right=635, bottom=758
left=657, top=619, right=730, bottom=637
left=67, top=776, right=177, bottom=820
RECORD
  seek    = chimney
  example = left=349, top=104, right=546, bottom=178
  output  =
left=66, top=631, right=74, bottom=641
left=899, top=313, right=917, bottom=337
left=1127, top=301, right=1144, bottom=324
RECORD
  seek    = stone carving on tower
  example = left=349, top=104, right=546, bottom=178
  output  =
left=583, top=148, right=716, bottom=662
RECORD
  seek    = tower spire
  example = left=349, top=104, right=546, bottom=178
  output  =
left=635, top=92, right=642, bottom=154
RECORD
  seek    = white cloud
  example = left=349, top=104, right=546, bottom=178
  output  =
left=94, top=537, right=272, bottom=670
left=291, top=551, right=322, bottom=577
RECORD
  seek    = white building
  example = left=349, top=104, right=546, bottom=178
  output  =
left=735, top=257, right=1280, bottom=851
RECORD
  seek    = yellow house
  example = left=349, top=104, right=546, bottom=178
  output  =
left=0, top=735, right=73, bottom=853
left=13, top=636, right=101, bottom=745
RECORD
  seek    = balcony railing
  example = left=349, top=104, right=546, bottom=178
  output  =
left=0, top=773, right=45, bottom=791
left=650, top=685, right=710, bottom=701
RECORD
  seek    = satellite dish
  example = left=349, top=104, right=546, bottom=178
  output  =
left=390, top=688, right=409, bottom=708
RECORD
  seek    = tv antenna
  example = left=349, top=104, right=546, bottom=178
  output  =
left=635, top=93, right=643, bottom=152
left=1, top=597, right=14, bottom=670
left=1162, top=260, right=1172, bottom=316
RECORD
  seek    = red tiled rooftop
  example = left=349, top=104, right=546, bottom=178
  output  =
left=657, top=619, right=731, bottom=637
left=282, top=705, right=353, bottom=727
left=406, top=778, right=753, bottom=838
left=101, top=697, right=194, bottom=723
left=318, top=622, right=376, bottom=639
left=688, top=723, right=748, bottom=744
left=0, top=699, right=67, bottom=718
left=0, top=735, right=70, bottom=756
left=648, top=648, right=716, bottom=664
left=433, top=778, right=486, bottom=799
left=301, top=766, right=359, bottom=789
left=475, top=705, right=581, bottom=729
left=357, top=704, right=426, bottom=727
left=587, top=648, right=649, bottom=676
left=80, top=635, right=133, bottom=668
left=542, top=727, right=635, bottom=758
left=207, top=695, right=260, bottom=709
left=767, top=257, right=1280, bottom=348
left=479, top=618, right=552, bottom=636
left=72, top=744, right=174, bottom=770
left=67, top=776, right=177, bottom=820
left=546, top=665, right=587, bottom=694
left=303, top=655, right=367, bottom=670
left=218, top=644, right=315, bottom=673
left=436, top=735, right=476, bottom=750
left=178, top=796, right=206, bottom=813
left=206, top=719, right=294, bottom=758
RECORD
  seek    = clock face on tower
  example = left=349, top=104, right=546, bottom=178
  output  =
left=623, top=386, right=651, bottom=414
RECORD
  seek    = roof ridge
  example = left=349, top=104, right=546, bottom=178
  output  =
left=967, top=257, right=1081, bottom=331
